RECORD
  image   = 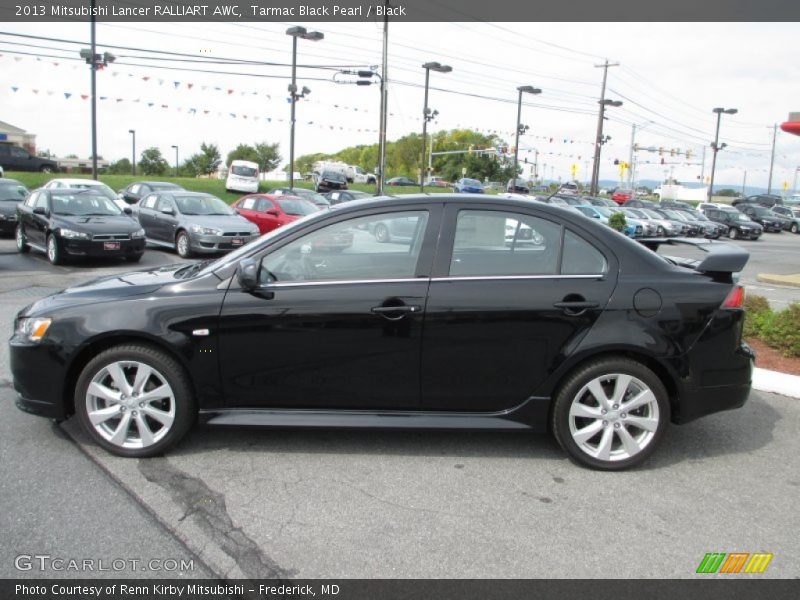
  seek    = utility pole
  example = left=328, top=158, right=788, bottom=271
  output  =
left=627, top=123, right=636, bottom=190
left=90, top=0, right=97, bottom=180
left=742, top=169, right=747, bottom=197
left=376, top=0, right=389, bottom=195
left=590, top=59, right=620, bottom=195
left=767, top=124, right=777, bottom=194
left=700, top=146, right=706, bottom=183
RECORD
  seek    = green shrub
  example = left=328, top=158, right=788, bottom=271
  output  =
left=608, top=211, right=626, bottom=232
left=743, top=294, right=772, bottom=338
left=762, top=303, right=800, bottom=357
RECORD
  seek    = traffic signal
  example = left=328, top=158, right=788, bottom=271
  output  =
left=686, top=149, right=692, bottom=160
left=633, top=143, right=640, bottom=152
left=659, top=147, right=664, bottom=156
left=670, top=148, right=675, bottom=157
left=660, top=157, right=665, bottom=164
left=614, top=159, right=620, bottom=165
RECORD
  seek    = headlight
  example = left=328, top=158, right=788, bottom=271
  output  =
left=131, top=228, right=146, bottom=239
left=16, top=317, right=52, bottom=342
left=59, top=228, right=90, bottom=240
left=190, top=225, right=222, bottom=236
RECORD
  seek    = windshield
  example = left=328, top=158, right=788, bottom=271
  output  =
left=277, top=198, right=319, bottom=216
left=291, top=188, right=330, bottom=206
left=463, top=179, right=482, bottom=187
left=151, top=183, right=182, bottom=191
left=624, top=208, right=646, bottom=218
left=595, top=207, right=614, bottom=218
left=733, top=212, right=752, bottom=222
left=0, top=183, right=28, bottom=200
left=321, top=171, right=345, bottom=181
left=750, top=207, right=770, bottom=216
left=63, top=183, right=117, bottom=201
left=683, top=210, right=707, bottom=221
left=640, top=209, right=663, bottom=220
left=231, top=165, right=258, bottom=177
left=174, top=194, right=235, bottom=216
left=51, top=192, right=123, bottom=216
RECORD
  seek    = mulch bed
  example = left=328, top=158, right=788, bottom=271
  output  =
left=746, top=337, right=800, bottom=376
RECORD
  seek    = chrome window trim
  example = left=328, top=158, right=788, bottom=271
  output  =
left=258, top=274, right=603, bottom=288
left=433, top=274, right=604, bottom=282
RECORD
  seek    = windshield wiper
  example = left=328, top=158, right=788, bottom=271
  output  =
left=174, top=259, right=215, bottom=279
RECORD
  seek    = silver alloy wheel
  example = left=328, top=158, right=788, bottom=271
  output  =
left=176, top=233, right=189, bottom=257
left=85, top=360, right=176, bottom=450
left=568, top=373, right=660, bottom=462
left=15, top=225, right=25, bottom=250
left=47, top=235, right=58, bottom=263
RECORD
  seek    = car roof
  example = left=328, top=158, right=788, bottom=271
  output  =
left=49, top=178, right=109, bottom=186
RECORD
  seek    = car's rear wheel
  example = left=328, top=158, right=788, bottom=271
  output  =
left=728, top=228, right=738, bottom=240
left=15, top=224, right=29, bottom=253
left=175, top=231, right=192, bottom=258
left=551, top=357, right=669, bottom=470
left=75, top=344, right=195, bottom=458
left=46, top=234, right=62, bottom=265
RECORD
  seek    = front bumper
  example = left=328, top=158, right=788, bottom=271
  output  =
left=10, top=338, right=69, bottom=420
left=0, top=215, right=18, bottom=233
left=190, top=232, right=260, bottom=254
left=61, top=237, right=145, bottom=258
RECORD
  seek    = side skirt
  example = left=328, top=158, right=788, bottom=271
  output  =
left=198, top=396, right=551, bottom=433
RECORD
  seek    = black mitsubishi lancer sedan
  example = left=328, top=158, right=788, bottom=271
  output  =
left=15, top=188, right=146, bottom=264
left=10, top=195, right=754, bottom=470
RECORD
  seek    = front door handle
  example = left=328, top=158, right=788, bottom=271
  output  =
left=371, top=305, right=421, bottom=321
left=553, top=301, right=599, bottom=309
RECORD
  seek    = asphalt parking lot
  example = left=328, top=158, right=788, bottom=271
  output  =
left=1, top=232, right=799, bottom=579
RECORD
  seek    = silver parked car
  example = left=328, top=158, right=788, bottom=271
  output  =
left=133, top=191, right=259, bottom=258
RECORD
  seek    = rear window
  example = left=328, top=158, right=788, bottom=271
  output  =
left=231, top=165, right=258, bottom=177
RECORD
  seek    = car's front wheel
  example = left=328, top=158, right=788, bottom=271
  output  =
left=728, top=228, right=738, bottom=240
left=75, top=344, right=195, bottom=457
left=175, top=231, right=192, bottom=258
left=791, top=223, right=799, bottom=234
left=15, top=224, right=29, bottom=253
left=551, top=357, right=669, bottom=470
left=46, top=234, right=62, bottom=265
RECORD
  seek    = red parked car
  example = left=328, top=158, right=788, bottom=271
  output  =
left=611, top=188, right=634, bottom=205
left=232, top=194, right=319, bottom=234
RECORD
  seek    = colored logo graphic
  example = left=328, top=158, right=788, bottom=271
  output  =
left=696, top=552, right=773, bottom=574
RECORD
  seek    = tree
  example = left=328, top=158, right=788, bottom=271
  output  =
left=717, top=188, right=739, bottom=197
left=107, top=158, right=132, bottom=175
left=184, top=142, right=222, bottom=177
left=253, top=142, right=281, bottom=172
left=226, top=144, right=259, bottom=166
left=139, top=147, right=169, bottom=176
left=608, top=211, right=627, bottom=232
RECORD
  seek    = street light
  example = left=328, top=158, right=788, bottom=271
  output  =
left=286, top=26, right=324, bottom=191
left=171, top=145, right=178, bottom=177
left=513, top=85, right=542, bottom=189
left=708, top=107, right=738, bottom=202
left=590, top=99, right=623, bottom=195
left=420, top=61, right=452, bottom=191
left=128, top=129, right=136, bottom=176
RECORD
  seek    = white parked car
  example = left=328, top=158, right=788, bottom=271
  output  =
left=40, top=178, right=124, bottom=209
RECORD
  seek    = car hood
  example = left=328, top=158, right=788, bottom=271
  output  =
left=53, top=214, right=141, bottom=233
left=20, top=264, right=188, bottom=316
left=182, top=214, right=256, bottom=231
left=0, top=201, right=20, bottom=216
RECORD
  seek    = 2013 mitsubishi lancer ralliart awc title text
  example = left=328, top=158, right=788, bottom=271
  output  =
left=9, top=195, right=754, bottom=470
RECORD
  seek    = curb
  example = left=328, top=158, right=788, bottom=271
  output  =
left=756, top=273, right=800, bottom=288
left=752, top=367, right=800, bottom=398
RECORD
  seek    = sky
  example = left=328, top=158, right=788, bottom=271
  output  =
left=0, top=20, right=798, bottom=189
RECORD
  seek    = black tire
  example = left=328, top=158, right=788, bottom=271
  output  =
left=792, top=223, right=799, bottom=234
left=175, top=231, right=192, bottom=258
left=15, top=224, right=29, bottom=253
left=126, top=253, right=143, bottom=263
left=373, top=222, right=391, bottom=243
left=75, top=344, right=195, bottom=458
left=551, top=356, right=670, bottom=470
left=728, top=227, right=738, bottom=240
left=46, top=233, right=63, bottom=265
left=40, top=165, right=54, bottom=173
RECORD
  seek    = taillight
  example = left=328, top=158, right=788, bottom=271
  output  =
left=721, top=285, right=745, bottom=309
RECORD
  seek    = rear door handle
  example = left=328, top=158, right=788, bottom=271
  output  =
left=553, top=301, right=599, bottom=309
left=371, top=305, right=421, bottom=321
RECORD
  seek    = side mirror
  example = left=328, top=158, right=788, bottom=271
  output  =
left=160, top=207, right=175, bottom=215
left=33, top=206, right=46, bottom=215
left=123, top=207, right=132, bottom=215
left=236, top=257, right=259, bottom=290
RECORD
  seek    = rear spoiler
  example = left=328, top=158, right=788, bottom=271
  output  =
left=638, top=238, right=749, bottom=273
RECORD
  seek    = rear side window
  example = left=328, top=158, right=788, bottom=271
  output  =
left=240, top=197, right=257, bottom=210
left=449, top=210, right=607, bottom=277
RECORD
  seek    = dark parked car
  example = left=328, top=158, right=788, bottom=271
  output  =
left=507, top=178, right=530, bottom=194
left=702, top=206, right=763, bottom=240
left=10, top=195, right=753, bottom=470
left=15, top=188, right=145, bottom=264
left=453, top=178, right=485, bottom=193
left=314, top=169, right=348, bottom=193
left=658, top=200, right=694, bottom=211
left=736, top=204, right=787, bottom=233
left=385, top=177, right=418, bottom=187
left=233, top=193, right=319, bottom=234
left=119, top=181, right=184, bottom=205
left=623, top=199, right=657, bottom=209
left=732, top=194, right=783, bottom=208
left=324, top=190, right=372, bottom=205
left=0, top=178, right=28, bottom=235
left=0, top=145, right=58, bottom=173
left=583, top=196, right=617, bottom=208
left=269, top=187, right=331, bottom=209
left=133, top=191, right=259, bottom=257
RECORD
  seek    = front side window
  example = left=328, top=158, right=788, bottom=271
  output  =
left=260, top=211, right=429, bottom=284
left=140, top=195, right=157, bottom=209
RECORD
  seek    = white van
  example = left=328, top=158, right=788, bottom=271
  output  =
left=225, top=160, right=260, bottom=193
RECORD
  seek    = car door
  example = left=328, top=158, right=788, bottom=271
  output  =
left=217, top=205, right=441, bottom=410
left=152, top=195, right=179, bottom=242
left=26, top=191, right=51, bottom=247
left=9, top=146, right=32, bottom=171
left=136, top=194, right=157, bottom=234
left=420, top=204, right=617, bottom=412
